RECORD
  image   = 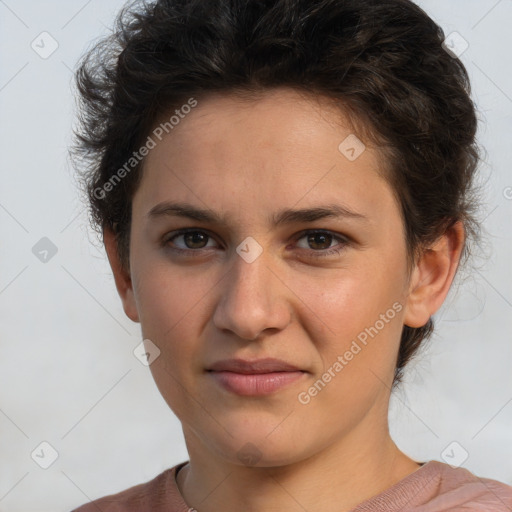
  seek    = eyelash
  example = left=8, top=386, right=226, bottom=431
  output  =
left=162, top=228, right=350, bottom=259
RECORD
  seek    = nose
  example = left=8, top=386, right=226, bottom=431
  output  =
left=212, top=248, right=292, bottom=341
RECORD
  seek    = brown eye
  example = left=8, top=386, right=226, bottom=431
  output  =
left=295, top=230, right=349, bottom=258
left=183, top=231, right=209, bottom=249
left=307, top=232, right=333, bottom=250
left=165, top=230, right=217, bottom=251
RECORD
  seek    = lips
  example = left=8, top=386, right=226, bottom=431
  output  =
left=207, top=358, right=302, bottom=374
left=207, top=358, right=306, bottom=396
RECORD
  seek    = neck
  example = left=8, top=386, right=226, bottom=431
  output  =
left=176, top=423, right=420, bottom=512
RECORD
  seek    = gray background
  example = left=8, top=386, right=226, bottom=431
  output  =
left=0, top=0, right=511, bottom=510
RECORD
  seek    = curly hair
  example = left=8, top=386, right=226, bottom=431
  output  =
left=71, top=0, right=482, bottom=388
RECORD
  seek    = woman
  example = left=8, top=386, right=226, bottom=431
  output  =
left=71, top=0, right=512, bottom=510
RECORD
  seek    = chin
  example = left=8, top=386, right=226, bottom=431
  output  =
left=206, top=428, right=309, bottom=468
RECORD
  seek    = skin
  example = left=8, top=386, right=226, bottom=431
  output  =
left=104, top=87, right=464, bottom=512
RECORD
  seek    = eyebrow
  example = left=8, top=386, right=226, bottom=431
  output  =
left=147, top=201, right=369, bottom=226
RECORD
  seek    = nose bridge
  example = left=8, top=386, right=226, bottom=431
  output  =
left=226, top=248, right=273, bottom=313
left=235, top=248, right=271, bottom=296
left=213, top=244, right=290, bottom=339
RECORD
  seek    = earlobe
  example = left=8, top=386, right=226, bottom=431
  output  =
left=403, top=221, right=465, bottom=328
left=103, top=226, right=140, bottom=323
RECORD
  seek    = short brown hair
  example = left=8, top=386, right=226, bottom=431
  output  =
left=72, top=0, right=482, bottom=387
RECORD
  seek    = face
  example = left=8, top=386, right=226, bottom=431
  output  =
left=119, top=88, right=418, bottom=466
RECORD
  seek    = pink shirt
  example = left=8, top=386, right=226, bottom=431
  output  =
left=71, top=460, right=512, bottom=511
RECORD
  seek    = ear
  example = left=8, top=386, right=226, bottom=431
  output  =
left=103, top=226, right=140, bottom=323
left=403, top=221, right=465, bottom=328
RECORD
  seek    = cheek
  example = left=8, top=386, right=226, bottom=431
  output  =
left=131, top=258, right=210, bottom=354
left=293, top=263, right=404, bottom=334
left=132, top=234, right=199, bottom=312
left=289, top=260, right=406, bottom=380
left=132, top=263, right=211, bottom=415
left=293, top=272, right=405, bottom=427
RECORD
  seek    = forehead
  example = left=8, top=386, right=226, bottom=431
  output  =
left=135, top=88, right=398, bottom=226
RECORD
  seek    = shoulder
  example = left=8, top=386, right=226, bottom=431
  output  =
left=70, top=462, right=188, bottom=512
left=427, top=460, right=512, bottom=510
left=351, top=460, right=512, bottom=511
